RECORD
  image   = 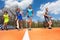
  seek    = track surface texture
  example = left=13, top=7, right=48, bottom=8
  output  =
left=0, top=28, right=60, bottom=40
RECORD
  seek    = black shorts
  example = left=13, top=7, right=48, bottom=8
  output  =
left=44, top=17, right=50, bottom=23
left=27, top=16, right=32, bottom=18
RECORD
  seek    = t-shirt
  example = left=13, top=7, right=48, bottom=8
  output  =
left=3, top=13, right=9, bottom=20
left=27, top=8, right=33, bottom=17
left=16, top=11, right=22, bottom=19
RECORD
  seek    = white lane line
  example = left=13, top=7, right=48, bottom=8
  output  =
left=23, top=29, right=30, bottom=40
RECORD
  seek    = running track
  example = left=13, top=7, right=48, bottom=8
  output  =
left=0, top=28, right=60, bottom=40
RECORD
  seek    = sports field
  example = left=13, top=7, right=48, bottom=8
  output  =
left=0, top=28, right=60, bottom=40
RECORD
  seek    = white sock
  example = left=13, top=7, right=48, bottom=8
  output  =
left=49, top=25, right=51, bottom=28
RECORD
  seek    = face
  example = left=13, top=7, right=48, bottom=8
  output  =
left=29, top=5, right=32, bottom=9
left=17, top=8, right=20, bottom=12
left=4, top=11, right=8, bottom=14
left=46, top=7, right=48, bottom=12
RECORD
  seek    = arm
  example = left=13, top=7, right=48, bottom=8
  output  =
left=44, top=13, right=49, bottom=17
left=26, top=10, right=28, bottom=16
left=15, top=12, right=17, bottom=20
left=32, top=10, right=34, bottom=16
left=20, top=11, right=23, bottom=16
left=9, top=15, right=10, bottom=19
left=2, top=10, right=4, bottom=20
left=15, top=16, right=17, bottom=21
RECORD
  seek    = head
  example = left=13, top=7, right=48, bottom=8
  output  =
left=28, top=5, right=32, bottom=9
left=16, top=8, right=20, bottom=12
left=45, top=7, right=48, bottom=14
left=46, top=7, right=48, bottom=12
left=4, top=11, right=8, bottom=14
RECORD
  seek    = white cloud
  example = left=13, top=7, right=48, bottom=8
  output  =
left=5, top=0, right=33, bottom=10
left=51, top=17, right=57, bottom=20
left=37, top=10, right=44, bottom=20
left=37, top=0, right=60, bottom=20
left=0, top=0, right=33, bottom=16
left=58, top=18, right=60, bottom=20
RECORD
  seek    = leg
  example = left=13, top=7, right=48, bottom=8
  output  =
left=48, top=20, right=52, bottom=29
left=17, top=20, right=19, bottom=29
left=19, top=20, right=23, bottom=29
left=28, top=17, right=32, bottom=30
left=29, top=18, right=32, bottom=28
left=5, top=23, right=8, bottom=30
left=43, top=21, right=47, bottom=28
left=3, top=22, right=8, bottom=30
left=44, top=17, right=48, bottom=28
left=2, top=23, right=5, bottom=30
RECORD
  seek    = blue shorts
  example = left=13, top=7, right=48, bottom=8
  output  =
left=17, top=15, right=23, bottom=21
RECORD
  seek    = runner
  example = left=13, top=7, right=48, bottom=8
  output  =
left=44, top=7, right=52, bottom=29
left=26, top=5, right=34, bottom=30
left=16, top=8, right=23, bottom=30
left=2, top=11, right=10, bottom=30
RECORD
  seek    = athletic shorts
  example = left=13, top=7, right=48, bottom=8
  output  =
left=4, top=19, right=9, bottom=23
left=17, top=15, right=23, bottom=21
left=27, top=15, right=32, bottom=18
left=44, top=17, right=50, bottom=23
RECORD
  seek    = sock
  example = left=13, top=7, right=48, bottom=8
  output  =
left=49, top=25, right=51, bottom=27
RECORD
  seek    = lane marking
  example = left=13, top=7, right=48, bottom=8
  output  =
left=23, top=29, right=30, bottom=40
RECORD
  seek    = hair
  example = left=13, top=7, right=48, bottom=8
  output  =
left=29, top=5, right=32, bottom=6
left=16, top=8, right=20, bottom=11
left=4, top=11, right=8, bottom=13
left=28, top=5, right=32, bottom=8
left=46, top=7, right=48, bottom=12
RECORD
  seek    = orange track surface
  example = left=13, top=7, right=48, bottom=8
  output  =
left=29, top=28, right=60, bottom=40
left=0, top=29, right=25, bottom=40
left=0, top=28, right=60, bottom=40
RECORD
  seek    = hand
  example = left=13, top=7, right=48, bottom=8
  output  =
left=50, top=16, right=52, bottom=18
left=15, top=18, right=17, bottom=21
left=32, top=14, right=34, bottom=17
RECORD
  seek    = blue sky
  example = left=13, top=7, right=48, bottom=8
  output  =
left=0, top=0, right=60, bottom=22
left=0, top=0, right=5, bottom=9
left=32, top=0, right=57, bottom=22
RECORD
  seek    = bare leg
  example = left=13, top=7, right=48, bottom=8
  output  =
left=28, top=17, right=32, bottom=30
left=19, top=20, right=23, bottom=29
left=3, top=22, right=8, bottom=30
left=48, top=20, right=52, bottom=29
left=17, top=20, right=19, bottom=29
